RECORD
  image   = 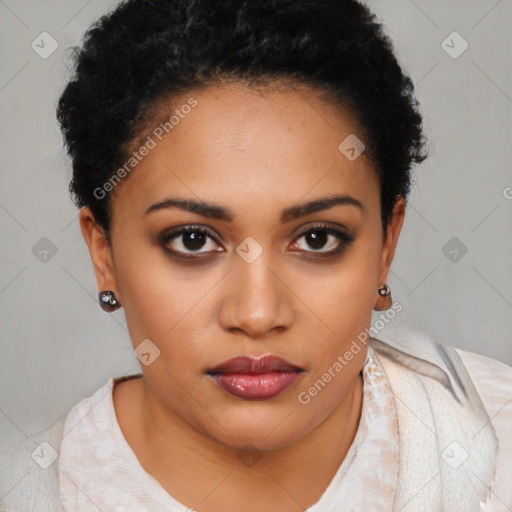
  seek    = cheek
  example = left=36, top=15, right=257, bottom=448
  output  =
left=114, top=245, right=191, bottom=345
left=297, top=243, right=380, bottom=331
left=297, top=239, right=379, bottom=377
left=115, top=250, right=214, bottom=381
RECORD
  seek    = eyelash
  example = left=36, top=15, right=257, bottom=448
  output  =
left=160, top=223, right=355, bottom=260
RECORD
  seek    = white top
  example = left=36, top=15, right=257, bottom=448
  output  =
left=58, top=345, right=399, bottom=511
left=1, top=326, right=511, bottom=511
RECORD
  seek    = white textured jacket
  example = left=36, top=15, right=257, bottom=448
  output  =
left=1, top=324, right=511, bottom=511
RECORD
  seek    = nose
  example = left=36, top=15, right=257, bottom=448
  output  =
left=217, top=254, right=294, bottom=339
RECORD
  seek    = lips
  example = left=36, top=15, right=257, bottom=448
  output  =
left=207, top=355, right=304, bottom=400
left=207, top=355, right=303, bottom=375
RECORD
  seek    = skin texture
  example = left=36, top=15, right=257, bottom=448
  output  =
left=79, top=82, right=405, bottom=511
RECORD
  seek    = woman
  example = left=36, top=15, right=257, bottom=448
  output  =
left=2, top=0, right=510, bottom=510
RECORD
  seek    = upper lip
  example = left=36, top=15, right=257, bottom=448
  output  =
left=207, top=355, right=303, bottom=374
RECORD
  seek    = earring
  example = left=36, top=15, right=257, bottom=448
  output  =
left=374, top=284, right=392, bottom=311
left=98, top=291, right=122, bottom=312
left=378, top=284, right=391, bottom=297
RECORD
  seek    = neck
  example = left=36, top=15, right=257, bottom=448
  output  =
left=137, top=371, right=363, bottom=510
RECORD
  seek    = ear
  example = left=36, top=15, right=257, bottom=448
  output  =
left=79, top=207, right=121, bottom=301
left=373, top=196, right=406, bottom=310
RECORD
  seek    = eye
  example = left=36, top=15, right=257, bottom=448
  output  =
left=160, top=223, right=354, bottom=259
left=161, top=225, right=223, bottom=258
left=290, top=224, right=354, bottom=255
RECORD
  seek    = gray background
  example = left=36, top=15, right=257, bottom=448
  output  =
left=1, top=0, right=511, bottom=443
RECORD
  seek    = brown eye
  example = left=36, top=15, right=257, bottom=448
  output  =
left=303, top=230, right=329, bottom=250
left=161, top=225, right=223, bottom=258
left=291, top=224, right=354, bottom=255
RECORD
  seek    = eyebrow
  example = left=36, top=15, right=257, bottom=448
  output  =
left=144, top=194, right=364, bottom=222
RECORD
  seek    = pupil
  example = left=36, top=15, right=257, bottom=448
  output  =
left=184, top=231, right=206, bottom=250
left=307, top=231, right=327, bottom=250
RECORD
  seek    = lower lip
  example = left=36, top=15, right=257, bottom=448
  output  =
left=210, top=371, right=302, bottom=400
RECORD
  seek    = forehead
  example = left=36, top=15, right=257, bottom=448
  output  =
left=110, top=82, right=378, bottom=219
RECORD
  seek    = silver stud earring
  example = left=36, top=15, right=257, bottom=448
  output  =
left=98, top=291, right=122, bottom=312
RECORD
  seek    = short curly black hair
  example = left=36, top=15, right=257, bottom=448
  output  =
left=57, top=0, right=429, bottom=244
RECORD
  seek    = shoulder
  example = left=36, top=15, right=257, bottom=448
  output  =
left=455, top=347, right=512, bottom=390
left=455, top=349, right=512, bottom=510
left=371, top=324, right=512, bottom=509
left=453, top=347, right=512, bottom=440
left=453, top=348, right=512, bottom=432
left=0, top=416, right=66, bottom=512
left=370, top=322, right=512, bottom=419
left=0, top=376, right=125, bottom=512
left=454, top=348, right=512, bottom=429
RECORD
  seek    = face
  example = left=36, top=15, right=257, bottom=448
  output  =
left=80, top=82, right=404, bottom=452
